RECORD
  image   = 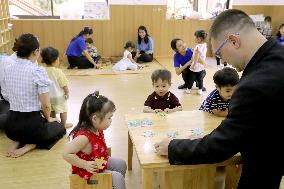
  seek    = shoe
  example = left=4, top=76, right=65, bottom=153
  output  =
left=202, top=87, right=206, bottom=91
left=197, top=89, right=202, bottom=95
left=185, top=89, right=191, bottom=94
left=195, top=82, right=199, bottom=88
left=67, top=66, right=75, bottom=69
left=178, top=84, right=187, bottom=89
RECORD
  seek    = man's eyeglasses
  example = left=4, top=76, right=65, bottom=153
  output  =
left=214, top=33, right=239, bottom=59
left=214, top=38, right=228, bottom=59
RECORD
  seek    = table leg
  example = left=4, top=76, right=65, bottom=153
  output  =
left=128, top=131, right=133, bottom=170
left=142, top=168, right=154, bottom=189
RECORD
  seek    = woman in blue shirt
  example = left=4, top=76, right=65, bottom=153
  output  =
left=171, top=38, right=206, bottom=91
left=276, top=23, right=284, bottom=45
left=66, top=27, right=100, bottom=69
left=2, top=34, right=65, bottom=157
left=134, top=26, right=154, bottom=63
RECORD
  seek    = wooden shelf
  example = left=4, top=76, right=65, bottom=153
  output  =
left=0, top=0, right=13, bottom=54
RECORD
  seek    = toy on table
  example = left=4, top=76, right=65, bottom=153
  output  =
left=127, top=119, right=153, bottom=127
left=167, top=131, right=178, bottom=138
left=157, top=111, right=167, bottom=118
left=189, top=128, right=204, bottom=139
left=142, top=130, right=156, bottom=138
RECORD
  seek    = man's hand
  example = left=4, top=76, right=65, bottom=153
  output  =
left=154, top=138, right=173, bottom=156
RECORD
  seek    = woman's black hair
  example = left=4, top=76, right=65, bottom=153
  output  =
left=41, top=47, right=59, bottom=65
left=194, top=30, right=207, bottom=41
left=71, top=27, right=93, bottom=42
left=12, top=33, right=39, bottom=58
left=170, top=38, right=182, bottom=52
left=276, top=23, right=284, bottom=38
left=69, top=91, right=116, bottom=137
left=138, top=26, right=149, bottom=44
left=124, top=41, right=135, bottom=49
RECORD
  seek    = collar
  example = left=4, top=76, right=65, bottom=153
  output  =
left=242, top=39, right=276, bottom=78
left=154, top=92, right=171, bottom=100
left=16, top=58, right=35, bottom=66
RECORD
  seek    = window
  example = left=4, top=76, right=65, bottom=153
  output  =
left=9, top=0, right=109, bottom=19
left=167, top=0, right=230, bottom=20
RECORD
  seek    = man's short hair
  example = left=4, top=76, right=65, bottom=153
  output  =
left=209, top=9, right=255, bottom=40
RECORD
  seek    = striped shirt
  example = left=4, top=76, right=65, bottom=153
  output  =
left=2, top=58, right=51, bottom=112
left=199, top=89, right=229, bottom=113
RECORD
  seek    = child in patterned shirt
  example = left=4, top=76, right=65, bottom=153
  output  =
left=199, top=67, right=239, bottom=117
left=63, top=91, right=126, bottom=189
left=85, top=38, right=101, bottom=64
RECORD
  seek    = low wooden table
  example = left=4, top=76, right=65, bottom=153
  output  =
left=126, top=110, right=241, bottom=189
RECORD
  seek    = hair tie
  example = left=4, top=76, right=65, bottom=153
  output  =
left=92, top=91, right=100, bottom=99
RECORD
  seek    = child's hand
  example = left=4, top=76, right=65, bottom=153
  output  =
left=185, top=61, right=191, bottom=67
left=48, top=117, right=59, bottom=122
left=64, top=94, right=69, bottom=100
left=95, top=64, right=101, bottom=69
left=84, top=161, right=98, bottom=174
left=164, top=108, right=171, bottom=113
left=154, top=109, right=163, bottom=113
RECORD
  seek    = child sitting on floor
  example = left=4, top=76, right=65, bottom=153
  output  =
left=41, top=47, right=73, bottom=128
left=113, top=41, right=141, bottom=71
left=85, top=38, right=101, bottom=64
left=199, top=67, right=239, bottom=117
left=63, top=91, right=127, bottom=189
left=144, top=69, right=182, bottom=113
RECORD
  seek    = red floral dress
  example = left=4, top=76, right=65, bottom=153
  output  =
left=72, top=129, right=108, bottom=180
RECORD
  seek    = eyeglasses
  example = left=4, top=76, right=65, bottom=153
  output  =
left=214, top=38, right=228, bottom=59
left=214, top=33, right=239, bottom=59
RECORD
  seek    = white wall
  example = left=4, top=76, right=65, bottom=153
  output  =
left=109, top=0, right=166, bottom=5
left=233, top=0, right=284, bottom=5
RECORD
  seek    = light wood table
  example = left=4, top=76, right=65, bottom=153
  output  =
left=126, top=110, right=242, bottom=189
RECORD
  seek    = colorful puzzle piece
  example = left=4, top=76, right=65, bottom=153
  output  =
left=167, top=131, right=178, bottom=138
left=142, top=130, right=156, bottom=138
left=157, top=111, right=167, bottom=118
left=94, top=157, right=107, bottom=169
left=190, top=128, right=204, bottom=136
left=127, top=119, right=153, bottom=127
left=141, top=119, right=153, bottom=127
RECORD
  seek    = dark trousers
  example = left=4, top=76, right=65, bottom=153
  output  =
left=181, top=69, right=206, bottom=88
left=0, top=99, right=9, bottom=130
left=132, top=51, right=153, bottom=63
left=5, top=111, right=66, bottom=149
left=187, top=70, right=206, bottom=89
left=216, top=56, right=220, bottom=65
left=216, top=57, right=228, bottom=66
left=67, top=56, right=94, bottom=69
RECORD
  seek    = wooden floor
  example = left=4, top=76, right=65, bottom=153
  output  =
left=0, top=58, right=283, bottom=189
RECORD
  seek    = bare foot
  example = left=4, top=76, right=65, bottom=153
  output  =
left=10, top=144, right=36, bottom=158
left=6, top=141, right=20, bottom=157
left=64, top=123, right=73, bottom=129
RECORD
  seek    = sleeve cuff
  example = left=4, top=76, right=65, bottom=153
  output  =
left=38, top=87, right=49, bottom=94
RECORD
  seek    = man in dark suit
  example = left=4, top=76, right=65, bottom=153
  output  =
left=155, top=9, right=284, bottom=189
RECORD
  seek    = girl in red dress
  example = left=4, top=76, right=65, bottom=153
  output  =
left=63, top=91, right=127, bottom=189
